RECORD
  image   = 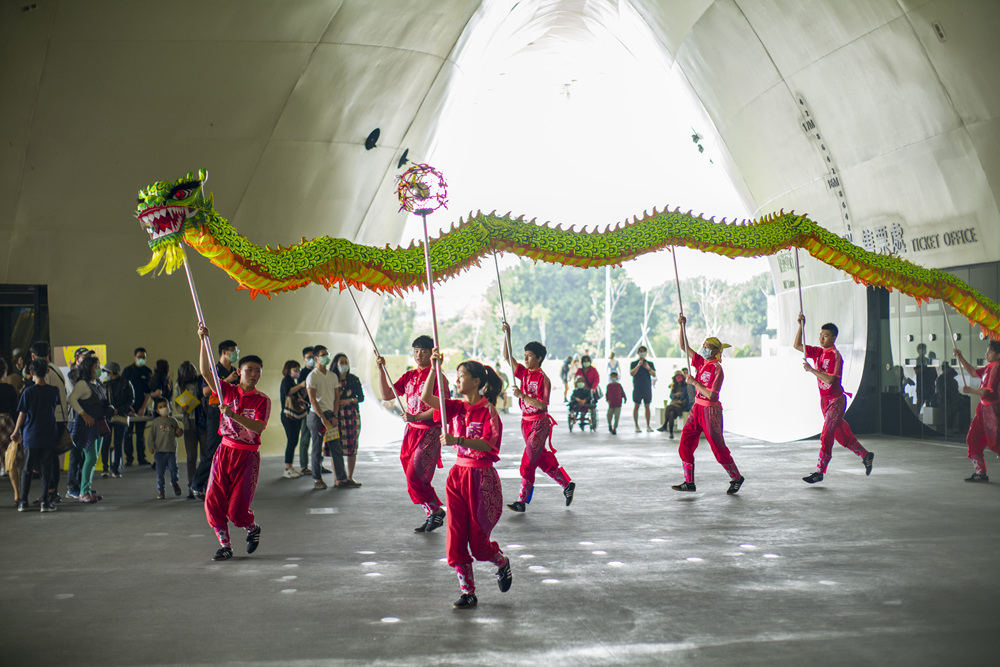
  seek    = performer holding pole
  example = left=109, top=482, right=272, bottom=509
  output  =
left=793, top=316, right=874, bottom=484
left=376, top=334, right=449, bottom=532
left=669, top=249, right=745, bottom=494
left=953, top=339, right=1000, bottom=483
left=501, top=322, right=574, bottom=513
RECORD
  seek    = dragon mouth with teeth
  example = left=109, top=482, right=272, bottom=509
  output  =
left=137, top=205, right=197, bottom=243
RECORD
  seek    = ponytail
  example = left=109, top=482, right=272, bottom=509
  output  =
left=458, top=360, right=503, bottom=405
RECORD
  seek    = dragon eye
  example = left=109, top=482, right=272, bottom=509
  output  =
left=172, top=189, right=190, bottom=200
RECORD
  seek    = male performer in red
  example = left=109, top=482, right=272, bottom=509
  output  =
left=376, top=335, right=449, bottom=532
left=794, top=315, right=873, bottom=483
left=501, top=323, right=574, bottom=512
left=197, top=324, right=270, bottom=561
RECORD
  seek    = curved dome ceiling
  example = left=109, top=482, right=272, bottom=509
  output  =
left=2, top=0, right=997, bottom=441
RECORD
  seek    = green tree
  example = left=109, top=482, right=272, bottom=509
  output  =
left=377, top=297, right=417, bottom=355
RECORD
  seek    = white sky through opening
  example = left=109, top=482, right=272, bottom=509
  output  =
left=401, top=4, right=769, bottom=318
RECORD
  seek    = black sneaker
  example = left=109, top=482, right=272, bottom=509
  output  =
left=563, top=481, right=576, bottom=507
left=452, top=593, right=478, bottom=609
left=727, top=476, right=745, bottom=495
left=803, top=472, right=824, bottom=484
left=40, top=501, right=57, bottom=513
left=965, top=473, right=990, bottom=483
left=246, top=526, right=261, bottom=554
left=671, top=481, right=696, bottom=492
left=862, top=452, right=874, bottom=476
left=212, top=547, right=233, bottom=561
left=425, top=509, right=446, bottom=532
left=414, top=520, right=428, bottom=533
left=506, top=501, right=526, bottom=512
left=172, top=482, right=182, bottom=496
left=17, top=500, right=29, bottom=512
left=496, top=557, right=513, bottom=592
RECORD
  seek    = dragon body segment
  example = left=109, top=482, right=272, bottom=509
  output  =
left=134, top=171, right=1000, bottom=339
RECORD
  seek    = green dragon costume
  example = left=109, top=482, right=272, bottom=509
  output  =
left=134, top=170, right=1000, bottom=339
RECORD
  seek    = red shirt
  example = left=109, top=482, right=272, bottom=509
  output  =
left=393, top=366, right=449, bottom=425
left=976, top=362, right=1000, bottom=405
left=605, top=382, right=626, bottom=408
left=575, top=366, right=600, bottom=391
left=805, top=345, right=844, bottom=398
left=217, top=381, right=270, bottom=447
left=691, top=353, right=724, bottom=402
left=514, top=362, right=549, bottom=416
left=438, top=397, right=502, bottom=464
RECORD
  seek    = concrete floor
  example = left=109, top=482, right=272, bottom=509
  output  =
left=2, top=404, right=998, bottom=667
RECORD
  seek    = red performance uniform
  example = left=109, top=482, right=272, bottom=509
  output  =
left=393, top=367, right=449, bottom=515
left=513, top=363, right=569, bottom=504
left=804, top=344, right=867, bottom=473
left=205, top=381, right=271, bottom=548
left=677, top=353, right=740, bottom=483
left=967, top=361, right=1000, bottom=476
left=437, top=397, right=506, bottom=596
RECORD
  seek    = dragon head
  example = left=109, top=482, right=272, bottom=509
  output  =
left=134, top=169, right=213, bottom=275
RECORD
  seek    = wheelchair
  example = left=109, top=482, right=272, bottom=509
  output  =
left=567, top=390, right=598, bottom=432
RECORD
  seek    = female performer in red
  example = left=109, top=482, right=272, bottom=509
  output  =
left=671, top=315, right=745, bottom=494
left=421, top=353, right=512, bottom=609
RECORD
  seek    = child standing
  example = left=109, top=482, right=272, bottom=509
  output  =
left=148, top=398, right=184, bottom=499
left=954, top=340, right=1000, bottom=482
left=12, top=359, right=61, bottom=512
left=421, top=354, right=512, bottom=610
left=502, top=323, right=575, bottom=513
left=197, top=324, right=270, bottom=561
left=376, top=335, right=450, bottom=533
left=605, top=371, right=626, bottom=435
left=671, top=315, right=745, bottom=494
left=794, top=315, right=874, bottom=483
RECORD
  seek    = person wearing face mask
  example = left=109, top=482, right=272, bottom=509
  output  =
left=175, top=360, right=207, bottom=497
left=66, top=356, right=109, bottom=503
left=189, top=339, right=240, bottom=500
left=148, top=398, right=184, bottom=499
left=101, top=361, right=132, bottom=479
left=332, top=353, right=364, bottom=487
left=568, top=377, right=594, bottom=430
left=605, top=371, right=627, bottom=435
left=656, top=372, right=691, bottom=438
left=279, top=360, right=309, bottom=479
left=574, top=354, right=601, bottom=428
left=630, top=346, right=657, bottom=432
left=121, top=347, right=152, bottom=467
left=305, top=345, right=348, bottom=489
left=296, top=346, right=316, bottom=474
left=671, top=315, right=745, bottom=495
left=376, top=334, right=449, bottom=533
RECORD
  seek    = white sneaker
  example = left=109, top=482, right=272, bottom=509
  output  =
left=282, top=468, right=301, bottom=479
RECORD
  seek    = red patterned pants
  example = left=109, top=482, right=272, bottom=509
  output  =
left=677, top=403, right=739, bottom=483
left=205, top=445, right=260, bottom=538
left=816, top=393, right=866, bottom=473
left=400, top=425, right=442, bottom=514
left=967, top=401, right=1000, bottom=475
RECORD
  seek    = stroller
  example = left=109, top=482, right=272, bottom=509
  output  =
left=567, top=387, right=597, bottom=432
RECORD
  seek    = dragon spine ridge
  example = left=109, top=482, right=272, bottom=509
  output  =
left=133, top=171, right=1000, bottom=339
